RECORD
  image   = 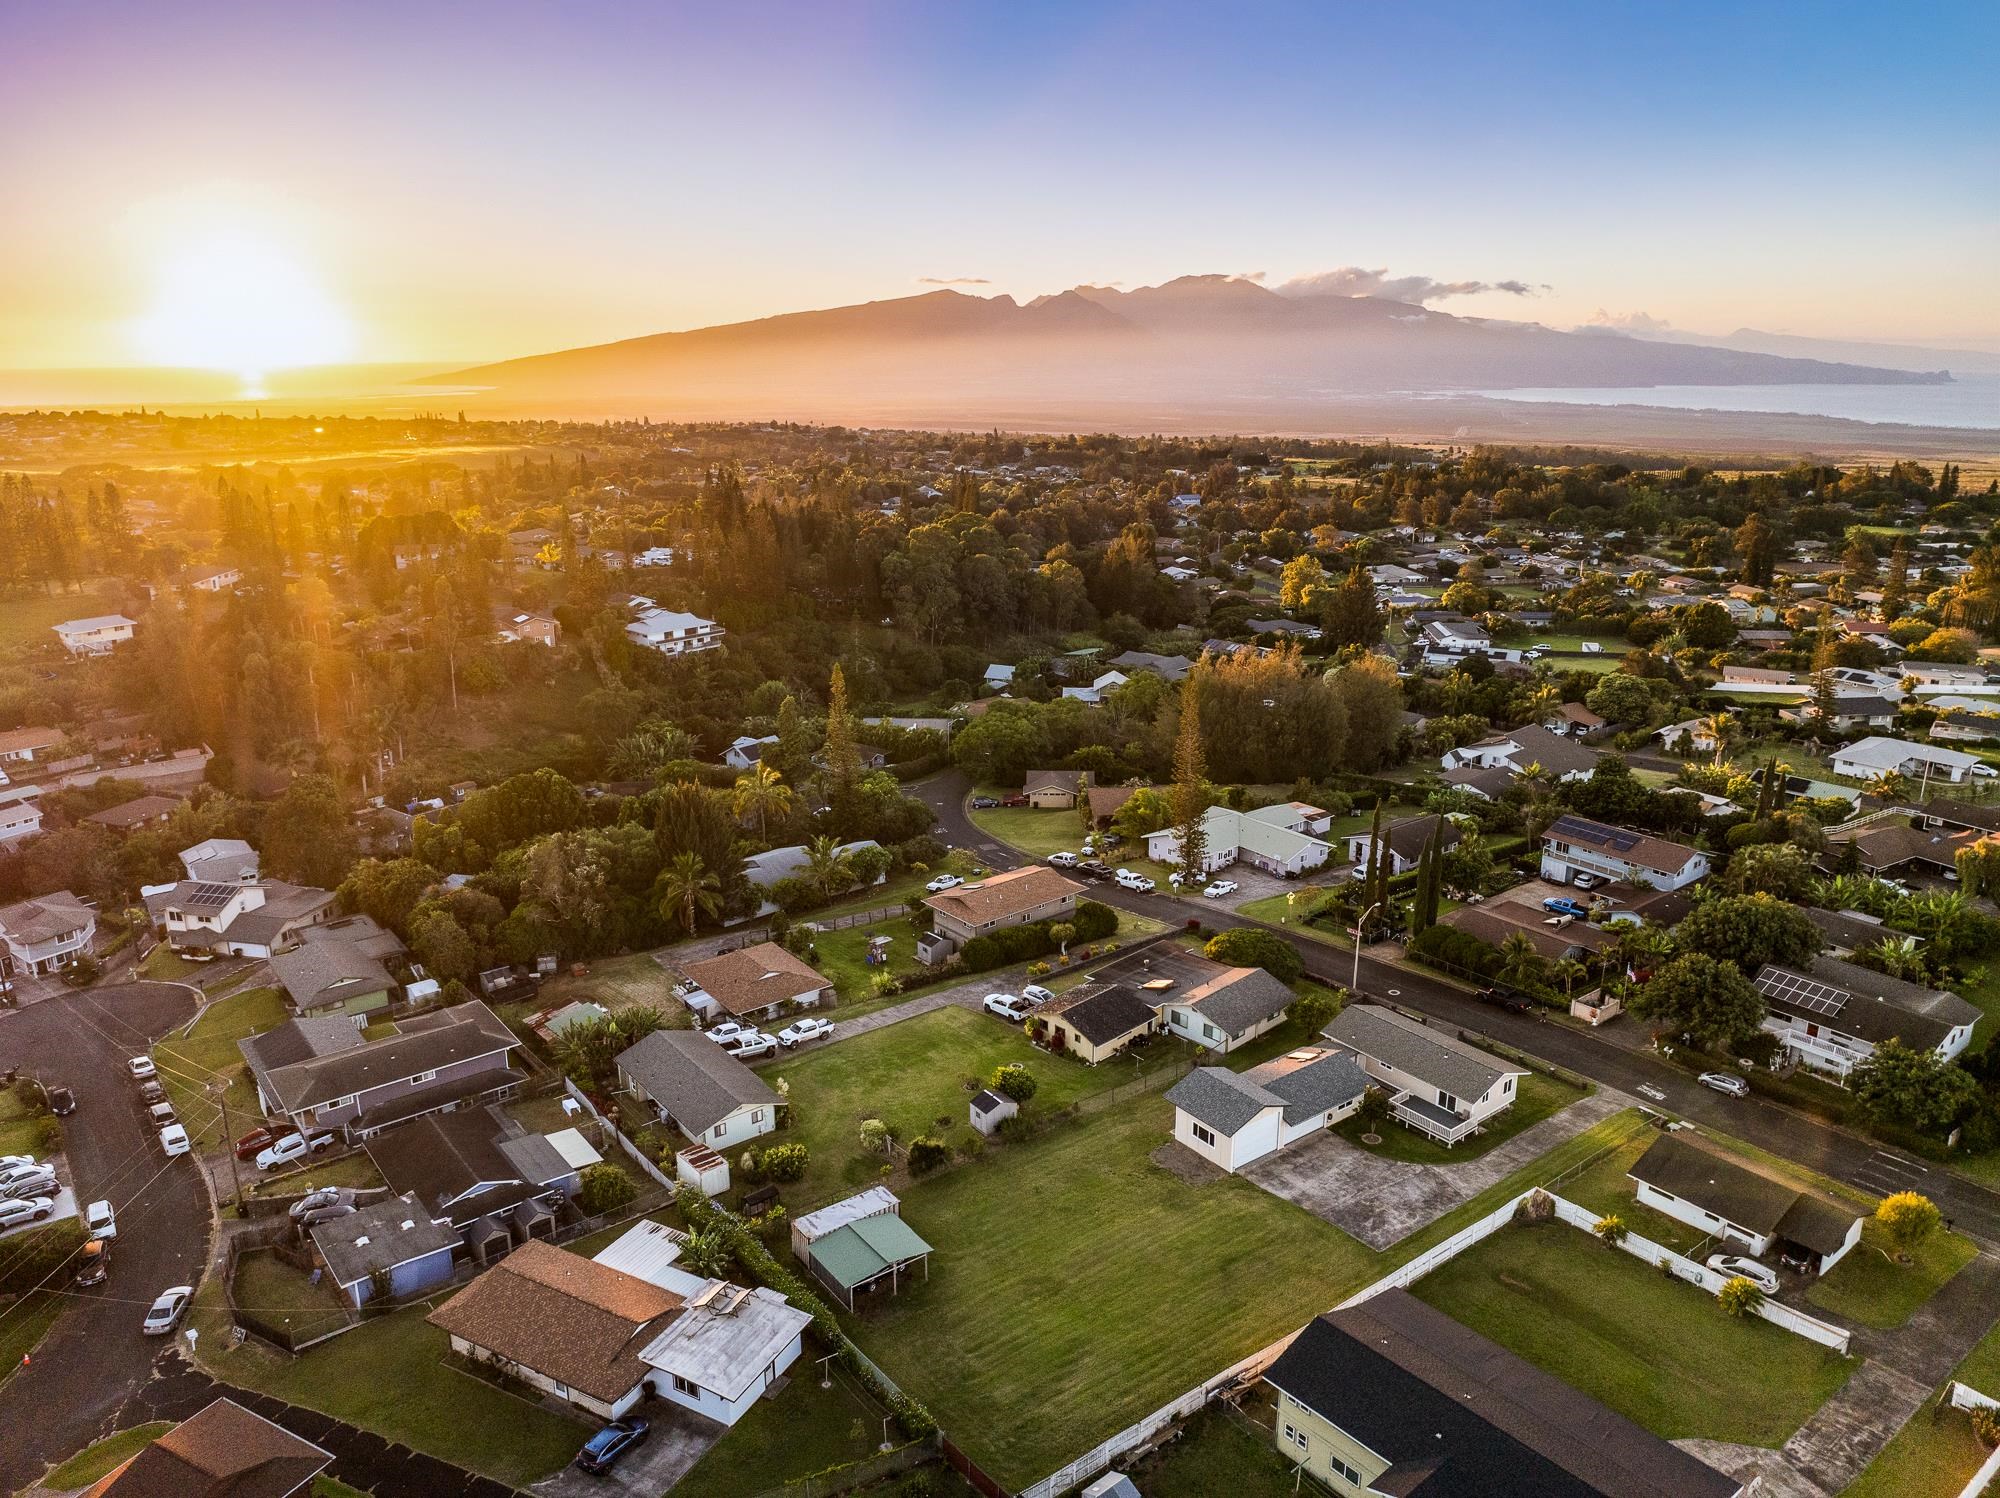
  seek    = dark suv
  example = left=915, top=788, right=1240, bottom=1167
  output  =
left=1476, top=987, right=1534, bottom=1015
left=575, top=1417, right=651, bottom=1475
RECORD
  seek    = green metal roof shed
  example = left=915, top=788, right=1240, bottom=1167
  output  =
left=806, top=1212, right=933, bottom=1310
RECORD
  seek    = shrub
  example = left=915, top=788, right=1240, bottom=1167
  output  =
left=906, top=1136, right=951, bottom=1175
left=959, top=936, right=1001, bottom=971
left=858, top=1118, right=891, bottom=1153
left=1201, top=927, right=1304, bottom=983
left=1592, top=1213, right=1627, bottom=1247
left=0, top=1220, right=84, bottom=1294
left=574, top=1162, right=637, bottom=1217
left=34, top=1116, right=63, bottom=1156
left=1070, top=899, right=1118, bottom=941
left=757, top=1142, right=809, bottom=1182
left=1717, top=1275, right=1765, bottom=1317
left=990, top=1063, right=1038, bottom=1103
left=1972, top=1405, right=2000, bottom=1450
left=1877, top=1190, right=1942, bottom=1259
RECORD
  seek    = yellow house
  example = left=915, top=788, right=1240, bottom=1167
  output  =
left=1036, top=982, right=1158, bottom=1065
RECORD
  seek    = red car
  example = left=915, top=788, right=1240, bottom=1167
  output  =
left=234, top=1124, right=297, bottom=1161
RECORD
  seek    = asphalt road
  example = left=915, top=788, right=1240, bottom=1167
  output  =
left=913, top=768, right=2000, bottom=1242
left=0, top=980, right=209, bottom=1493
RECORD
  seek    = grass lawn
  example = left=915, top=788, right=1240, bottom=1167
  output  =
left=44, top=1422, right=175, bottom=1488
left=249, top=1152, right=386, bottom=1198
left=1849, top=1315, right=2000, bottom=1498
left=1807, top=1219, right=1979, bottom=1330
left=672, top=1364, right=888, bottom=1497
left=532, top=951, right=680, bottom=1018
left=0, top=1085, right=50, bottom=1159
left=232, top=1246, right=354, bottom=1344
left=1413, top=1221, right=1856, bottom=1447
left=190, top=1281, right=583, bottom=1487
left=0, top=585, right=121, bottom=652
left=152, top=985, right=288, bottom=1150
left=314, top=1479, right=372, bottom=1498
left=1555, top=1130, right=1716, bottom=1256
left=0, top=1292, right=63, bottom=1389
left=139, top=942, right=202, bottom=982
left=1333, top=1072, right=1591, bottom=1165
left=1953, top=965, right=2000, bottom=1055
left=800, top=916, right=933, bottom=1005
left=1120, top=1406, right=1300, bottom=1498
left=773, top=1004, right=1146, bottom=1208
left=968, top=801, right=1095, bottom=861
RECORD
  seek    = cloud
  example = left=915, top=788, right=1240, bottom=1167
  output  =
left=917, top=275, right=990, bottom=286
left=1585, top=308, right=1675, bottom=333
left=1274, top=267, right=1550, bottom=304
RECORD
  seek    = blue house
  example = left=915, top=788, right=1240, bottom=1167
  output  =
left=312, top=1191, right=461, bottom=1307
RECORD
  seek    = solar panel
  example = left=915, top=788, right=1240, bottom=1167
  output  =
left=1755, top=967, right=1849, bottom=1019
left=186, top=882, right=238, bottom=909
left=1548, top=815, right=1641, bottom=853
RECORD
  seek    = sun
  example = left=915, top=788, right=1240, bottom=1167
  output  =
left=131, top=228, right=354, bottom=396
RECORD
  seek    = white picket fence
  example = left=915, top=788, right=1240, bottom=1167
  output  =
left=562, top=1077, right=678, bottom=1193
left=1336, top=1194, right=1524, bottom=1307
left=1954, top=1384, right=2000, bottom=1497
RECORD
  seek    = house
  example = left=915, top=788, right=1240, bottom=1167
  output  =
left=983, top=662, right=1017, bottom=692
left=78, top=1396, right=332, bottom=1498
left=429, top=1241, right=687, bottom=1420
left=617, top=1029, right=784, bottom=1149
left=1085, top=783, right=1149, bottom=828
left=1264, top=1293, right=1741, bottom=1498
left=1800, top=905, right=1908, bottom=959
left=1720, top=665, right=1796, bottom=686
left=1166, top=1046, right=1366, bottom=1173
left=1144, top=803, right=1333, bottom=878
left=920, top=865, right=1083, bottom=961
left=242, top=1001, right=521, bottom=1139
left=180, top=836, right=259, bottom=882
left=1368, top=563, right=1426, bottom=586
left=1826, top=818, right=1980, bottom=876
left=791, top=1187, right=933, bottom=1311
left=742, top=838, right=884, bottom=916
left=0, top=891, right=96, bottom=976
left=1831, top=736, right=1983, bottom=786
left=969, top=1087, right=1017, bottom=1135
left=1322, top=1004, right=1525, bottom=1147
left=1154, top=963, right=1297, bottom=1053
left=589, top=1223, right=813, bottom=1426
left=1918, top=798, right=2000, bottom=836
left=1420, top=618, right=1494, bottom=659
left=1752, top=954, right=1981, bottom=1078
left=82, top=794, right=184, bottom=831
left=500, top=612, right=561, bottom=646
left=1658, top=718, right=1722, bottom=755
left=52, top=615, right=135, bottom=655
left=1931, top=708, right=2000, bottom=743
left=723, top=734, right=779, bottom=769
left=1107, top=650, right=1195, bottom=682
left=1781, top=696, right=1900, bottom=732
left=1060, top=670, right=1129, bottom=705
left=1441, top=901, right=1611, bottom=962
left=1038, top=982, right=1162, bottom=1064
left=1438, top=763, right=1520, bottom=802
left=1248, top=617, right=1321, bottom=639
left=1546, top=702, right=1604, bottom=737
left=674, top=941, right=832, bottom=1023
left=0, top=784, right=44, bottom=846
left=268, top=932, right=398, bottom=1019
left=1628, top=1134, right=1863, bottom=1275
left=0, top=725, right=62, bottom=766
left=143, top=879, right=337, bottom=958
left=626, top=606, right=726, bottom=656
left=310, top=1192, right=460, bottom=1307
left=1023, top=768, right=1095, bottom=809
left=1539, top=814, right=1710, bottom=892
left=368, top=1105, right=575, bottom=1248
left=1344, top=815, right=1462, bottom=877
left=185, top=564, right=242, bottom=592
left=1441, top=724, right=1599, bottom=783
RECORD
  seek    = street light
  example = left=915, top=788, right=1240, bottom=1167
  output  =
left=1353, top=901, right=1382, bottom=993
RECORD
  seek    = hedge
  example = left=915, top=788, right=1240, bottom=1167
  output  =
left=957, top=899, right=1117, bottom=974
left=0, top=1219, right=84, bottom=1295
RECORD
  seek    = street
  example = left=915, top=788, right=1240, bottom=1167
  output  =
left=914, top=768, right=2000, bottom=1243
left=0, top=980, right=210, bottom=1494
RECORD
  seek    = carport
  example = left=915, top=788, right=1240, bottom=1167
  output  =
left=805, top=1213, right=933, bottom=1311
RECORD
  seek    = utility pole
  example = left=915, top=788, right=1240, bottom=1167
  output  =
left=213, top=1079, right=244, bottom=1214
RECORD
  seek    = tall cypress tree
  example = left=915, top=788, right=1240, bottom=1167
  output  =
left=1169, top=676, right=1209, bottom=885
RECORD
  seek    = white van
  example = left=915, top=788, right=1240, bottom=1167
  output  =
left=159, top=1124, right=190, bottom=1157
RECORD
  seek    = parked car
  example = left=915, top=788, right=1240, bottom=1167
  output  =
left=255, top=1131, right=334, bottom=1171
left=234, top=1125, right=298, bottom=1161
left=74, top=1238, right=110, bottom=1287
left=159, top=1124, right=191, bottom=1156
left=45, top=1085, right=75, bottom=1117
left=575, top=1416, right=652, bottom=1475
left=147, top=1102, right=177, bottom=1129
left=984, top=993, right=1032, bottom=1022
left=1075, top=860, right=1113, bottom=881
left=289, top=1186, right=351, bottom=1219
left=970, top=796, right=999, bottom=810
left=0, top=1196, right=53, bottom=1231
left=1706, top=1254, right=1779, bottom=1294
left=1115, top=869, right=1156, bottom=892
left=1000, top=794, right=1029, bottom=808
left=719, top=1031, right=777, bottom=1059
left=925, top=874, right=965, bottom=893
left=777, top=1017, right=834, bottom=1048
left=127, top=1056, right=156, bottom=1080
left=85, top=1199, right=116, bottom=1239
left=703, top=1020, right=752, bottom=1045
left=0, top=1154, right=35, bottom=1171
left=1021, top=984, right=1056, bottom=1006
left=138, top=1080, right=167, bottom=1107
left=1541, top=897, right=1590, bottom=918
left=1476, top=987, right=1534, bottom=1015
left=1697, top=1071, right=1750, bottom=1099
left=0, top=1163, right=59, bottom=1199
left=142, top=1285, right=193, bottom=1335
left=1202, top=880, right=1239, bottom=899
left=1570, top=872, right=1600, bottom=890
left=1047, top=851, right=1079, bottom=867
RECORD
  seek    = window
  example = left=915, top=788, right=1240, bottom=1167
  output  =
left=1330, top=1454, right=1362, bottom=1485
left=1503, top=1077, right=1514, bottom=1094
left=714, top=1120, right=727, bottom=1139
left=752, top=1109, right=764, bottom=1124
left=672, top=1373, right=699, bottom=1397
left=1191, top=1121, right=1216, bottom=1147
left=1202, top=1023, right=1219, bottom=1041
left=409, top=1069, right=437, bottom=1085
left=1283, top=1422, right=1308, bottom=1452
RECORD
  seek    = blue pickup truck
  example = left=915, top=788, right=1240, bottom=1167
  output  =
left=1542, top=896, right=1591, bottom=918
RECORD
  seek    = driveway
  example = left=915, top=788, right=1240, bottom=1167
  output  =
left=529, top=1398, right=723, bottom=1498
left=0, top=1179, right=78, bottom=1240
left=1241, top=1092, right=1626, bottom=1250
left=0, top=981, right=210, bottom=1496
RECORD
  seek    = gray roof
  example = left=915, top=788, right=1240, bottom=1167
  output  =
left=269, top=938, right=395, bottom=1012
left=742, top=839, right=882, bottom=890
left=1799, top=905, right=1901, bottom=956
left=1753, top=954, right=1979, bottom=1050
left=239, top=1014, right=366, bottom=1102
left=1178, top=966, right=1297, bottom=1039
left=1166, top=1050, right=1367, bottom=1135
left=259, top=1001, right=516, bottom=1112
left=1107, top=650, right=1195, bottom=681
left=1042, top=982, right=1161, bottom=1047
left=367, top=1105, right=572, bottom=1223
left=0, top=891, right=93, bottom=945
left=312, top=1192, right=459, bottom=1287
left=618, top=1029, right=781, bottom=1136
left=300, top=914, right=407, bottom=963
left=1323, top=1004, right=1520, bottom=1100
left=1166, top=1067, right=1284, bottom=1136
left=1259, top=1049, right=1369, bottom=1124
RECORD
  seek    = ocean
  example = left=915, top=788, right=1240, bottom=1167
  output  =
left=1477, top=376, right=2000, bottom=432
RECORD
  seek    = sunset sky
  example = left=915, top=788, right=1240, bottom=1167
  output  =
left=6, top=0, right=1995, bottom=373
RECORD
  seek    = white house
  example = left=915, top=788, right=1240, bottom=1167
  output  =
left=723, top=735, right=778, bottom=770
left=1145, top=803, right=1333, bottom=878
left=626, top=606, right=726, bottom=657
left=1627, top=1134, right=1862, bottom=1276
left=983, top=662, right=1017, bottom=692
left=1154, top=964, right=1298, bottom=1054
left=185, top=565, right=242, bottom=592
left=616, top=1030, right=783, bottom=1150
left=1752, top=955, right=1981, bottom=1080
left=1440, top=724, right=1598, bottom=783
left=179, top=836, right=260, bottom=883
left=1322, top=1005, right=1525, bottom=1147
left=1831, top=736, right=1984, bottom=786
left=0, top=726, right=62, bottom=766
left=142, top=878, right=336, bottom=958
left=1345, top=814, right=1463, bottom=877
left=1060, top=670, right=1128, bottom=705
left=1539, top=814, right=1710, bottom=891
left=1657, top=718, right=1722, bottom=755
left=1165, top=1046, right=1367, bottom=1173
left=52, top=615, right=136, bottom=655
left=0, top=784, right=44, bottom=847
left=0, top=891, right=96, bottom=976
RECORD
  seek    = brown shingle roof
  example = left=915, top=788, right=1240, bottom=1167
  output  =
left=427, top=1240, right=683, bottom=1404
left=84, top=1397, right=332, bottom=1498
left=679, top=941, right=829, bottom=1017
left=925, top=865, right=1083, bottom=925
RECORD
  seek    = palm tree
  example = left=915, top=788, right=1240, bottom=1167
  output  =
left=1902, top=890, right=1975, bottom=954
left=680, top=1225, right=734, bottom=1278
left=1497, top=932, right=1549, bottom=994
left=659, top=851, right=723, bottom=935
left=731, top=760, right=797, bottom=838
left=802, top=835, right=856, bottom=905
left=1702, top=712, right=1734, bottom=766
left=1553, top=957, right=1589, bottom=1000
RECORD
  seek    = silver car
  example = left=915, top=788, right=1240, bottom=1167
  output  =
left=0, top=1164, right=58, bottom=1200
left=1707, top=1254, right=1779, bottom=1294
left=1697, top=1072, right=1750, bottom=1099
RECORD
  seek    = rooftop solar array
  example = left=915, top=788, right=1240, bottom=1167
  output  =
left=1547, top=815, right=1640, bottom=853
left=1755, top=966, right=1849, bottom=1019
left=186, top=882, right=239, bottom=908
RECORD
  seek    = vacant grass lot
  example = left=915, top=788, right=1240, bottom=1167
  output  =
left=0, top=586, right=121, bottom=652
left=1807, top=1219, right=1979, bottom=1330
left=153, top=985, right=288, bottom=1149
left=1333, top=1072, right=1591, bottom=1165
left=967, top=801, right=1096, bottom=861
left=232, top=1247, right=354, bottom=1344
left=1849, top=1313, right=2000, bottom=1498
left=533, top=951, right=679, bottom=1017
left=1413, top=1221, right=1856, bottom=1447
left=673, top=1364, right=888, bottom=1497
left=44, top=1422, right=175, bottom=1489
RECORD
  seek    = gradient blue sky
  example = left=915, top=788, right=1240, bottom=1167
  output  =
left=5, top=0, right=1995, bottom=366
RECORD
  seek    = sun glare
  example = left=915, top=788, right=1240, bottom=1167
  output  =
left=131, top=230, right=354, bottom=395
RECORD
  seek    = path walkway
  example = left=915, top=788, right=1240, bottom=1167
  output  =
left=1242, top=1092, right=1628, bottom=1250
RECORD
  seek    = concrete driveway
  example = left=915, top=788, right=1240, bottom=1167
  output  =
left=530, top=1399, right=723, bottom=1498
left=0, top=1181, right=78, bottom=1240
